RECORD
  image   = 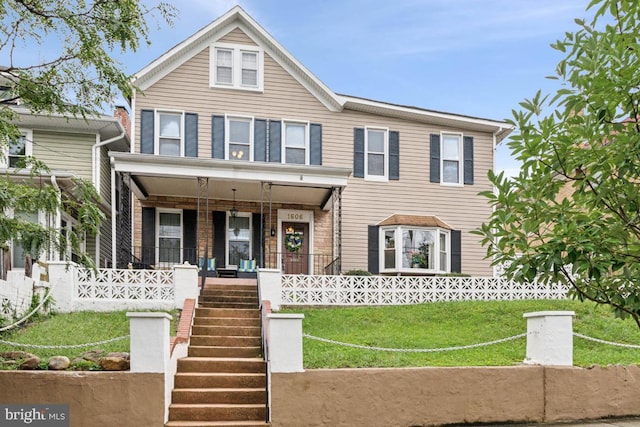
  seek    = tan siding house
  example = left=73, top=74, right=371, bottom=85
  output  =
left=112, top=6, right=511, bottom=276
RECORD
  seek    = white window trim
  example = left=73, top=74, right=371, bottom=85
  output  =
left=155, top=110, right=185, bottom=157
left=225, top=115, right=254, bottom=161
left=226, top=211, right=252, bottom=268
left=364, top=126, right=389, bottom=182
left=281, top=119, right=310, bottom=165
left=60, top=213, right=85, bottom=262
left=379, top=226, right=450, bottom=274
left=1, top=128, right=33, bottom=169
left=8, top=208, right=44, bottom=270
left=440, top=131, right=464, bottom=187
left=210, top=42, right=264, bottom=92
left=156, top=209, right=183, bottom=264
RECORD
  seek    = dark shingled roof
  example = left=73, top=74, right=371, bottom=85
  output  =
left=377, top=214, right=452, bottom=230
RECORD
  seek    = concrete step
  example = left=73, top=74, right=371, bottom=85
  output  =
left=194, top=317, right=261, bottom=327
left=177, top=357, right=266, bottom=374
left=174, top=373, right=266, bottom=389
left=190, top=335, right=261, bottom=347
left=202, top=289, right=258, bottom=297
left=192, top=325, right=261, bottom=337
left=199, top=302, right=259, bottom=309
left=200, top=296, right=259, bottom=304
left=188, top=346, right=262, bottom=358
left=172, top=388, right=267, bottom=404
left=166, top=421, right=270, bottom=427
left=168, top=403, right=266, bottom=422
left=195, top=308, right=260, bottom=319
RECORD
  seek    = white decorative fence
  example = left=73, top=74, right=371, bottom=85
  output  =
left=76, top=268, right=175, bottom=302
left=280, top=275, right=569, bottom=306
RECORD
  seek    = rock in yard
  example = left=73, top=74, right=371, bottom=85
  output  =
left=79, top=349, right=105, bottom=363
left=19, top=356, right=41, bottom=370
left=99, top=356, right=129, bottom=371
left=105, top=352, right=130, bottom=361
left=48, top=356, right=70, bottom=370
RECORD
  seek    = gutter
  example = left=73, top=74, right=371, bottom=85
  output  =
left=92, top=128, right=126, bottom=195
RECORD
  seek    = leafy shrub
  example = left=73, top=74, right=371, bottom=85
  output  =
left=343, top=269, right=373, bottom=276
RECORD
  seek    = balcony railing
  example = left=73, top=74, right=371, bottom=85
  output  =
left=264, top=252, right=339, bottom=275
left=118, top=246, right=197, bottom=270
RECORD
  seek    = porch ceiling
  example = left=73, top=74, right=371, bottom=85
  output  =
left=110, top=152, right=351, bottom=208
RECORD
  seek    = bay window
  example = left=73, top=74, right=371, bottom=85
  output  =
left=381, top=226, right=450, bottom=273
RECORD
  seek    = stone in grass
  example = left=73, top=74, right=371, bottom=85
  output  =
left=105, top=352, right=130, bottom=361
left=99, top=356, right=130, bottom=371
left=19, top=356, right=41, bottom=370
left=48, top=356, right=70, bottom=370
left=0, top=351, right=34, bottom=360
left=79, top=349, right=105, bottom=363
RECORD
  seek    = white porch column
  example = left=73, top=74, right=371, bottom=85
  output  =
left=173, top=264, right=199, bottom=309
left=47, top=261, right=77, bottom=313
left=523, top=311, right=575, bottom=366
left=258, top=268, right=282, bottom=310
left=267, top=313, right=304, bottom=373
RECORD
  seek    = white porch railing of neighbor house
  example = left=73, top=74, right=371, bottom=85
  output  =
left=279, top=275, right=569, bottom=306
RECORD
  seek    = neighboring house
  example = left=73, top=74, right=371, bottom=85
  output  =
left=0, top=103, right=129, bottom=277
left=109, top=6, right=511, bottom=276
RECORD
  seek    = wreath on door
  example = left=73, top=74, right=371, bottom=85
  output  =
left=285, top=232, right=304, bottom=253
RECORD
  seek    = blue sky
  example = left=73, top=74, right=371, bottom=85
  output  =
left=19, top=0, right=593, bottom=175
left=128, top=0, right=591, bottom=176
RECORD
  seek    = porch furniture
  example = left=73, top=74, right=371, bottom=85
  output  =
left=198, top=257, right=217, bottom=277
left=216, top=266, right=238, bottom=278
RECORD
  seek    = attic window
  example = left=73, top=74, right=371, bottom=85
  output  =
left=210, top=42, right=263, bottom=91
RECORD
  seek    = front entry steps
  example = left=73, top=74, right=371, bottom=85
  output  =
left=166, top=279, right=270, bottom=427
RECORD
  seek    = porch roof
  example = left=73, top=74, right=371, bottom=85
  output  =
left=109, top=152, right=351, bottom=209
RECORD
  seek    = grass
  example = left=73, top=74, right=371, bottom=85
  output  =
left=0, top=310, right=179, bottom=363
left=282, top=299, right=640, bottom=368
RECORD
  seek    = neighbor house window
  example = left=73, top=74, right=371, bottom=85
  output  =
left=60, top=214, right=85, bottom=263
left=157, top=112, right=183, bottom=156
left=157, top=211, right=182, bottom=264
left=284, top=122, right=308, bottom=164
left=227, top=117, right=253, bottom=160
left=227, top=213, right=251, bottom=267
left=381, top=226, right=450, bottom=273
left=442, top=133, right=462, bottom=184
left=365, top=128, right=387, bottom=180
left=210, top=43, right=263, bottom=91
left=2, top=129, right=32, bottom=168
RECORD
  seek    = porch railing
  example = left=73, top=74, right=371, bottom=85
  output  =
left=263, top=252, right=338, bottom=275
left=118, top=246, right=198, bottom=270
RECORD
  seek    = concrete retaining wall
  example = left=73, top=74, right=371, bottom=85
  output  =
left=271, top=365, right=640, bottom=426
left=0, top=371, right=164, bottom=427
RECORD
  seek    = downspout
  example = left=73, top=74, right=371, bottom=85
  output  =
left=93, top=127, right=126, bottom=267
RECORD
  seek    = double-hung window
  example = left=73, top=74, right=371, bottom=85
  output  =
left=2, top=129, right=32, bottom=168
left=442, top=133, right=462, bottom=184
left=284, top=122, right=308, bottom=164
left=210, top=43, right=263, bottom=91
left=157, top=210, right=182, bottom=264
left=366, top=128, right=388, bottom=180
left=157, top=112, right=183, bottom=156
left=227, top=117, right=253, bottom=161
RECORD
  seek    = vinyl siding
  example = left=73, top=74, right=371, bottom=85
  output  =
left=32, top=131, right=94, bottom=180
left=134, top=28, right=496, bottom=276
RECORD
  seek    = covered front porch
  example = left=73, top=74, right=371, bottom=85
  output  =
left=109, top=152, right=350, bottom=276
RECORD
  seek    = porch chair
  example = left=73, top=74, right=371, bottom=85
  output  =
left=198, top=257, right=216, bottom=276
left=238, top=259, right=257, bottom=278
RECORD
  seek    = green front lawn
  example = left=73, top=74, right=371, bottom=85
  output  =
left=283, top=299, right=640, bottom=368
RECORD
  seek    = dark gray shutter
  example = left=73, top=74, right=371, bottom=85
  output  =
left=354, top=128, right=365, bottom=178
left=252, top=213, right=263, bottom=265
left=368, top=225, right=379, bottom=274
left=185, top=113, right=198, bottom=157
left=140, top=110, right=154, bottom=154
left=310, top=123, right=322, bottom=165
left=183, top=210, right=197, bottom=265
left=269, top=120, right=281, bottom=162
left=254, top=119, right=267, bottom=162
left=211, top=115, right=225, bottom=159
left=451, top=230, right=461, bottom=273
left=213, top=211, right=226, bottom=267
left=389, top=130, right=399, bottom=180
left=141, top=207, right=155, bottom=266
left=463, top=136, right=474, bottom=185
left=430, top=134, right=441, bottom=183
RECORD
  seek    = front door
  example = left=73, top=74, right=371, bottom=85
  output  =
left=282, top=222, right=309, bottom=274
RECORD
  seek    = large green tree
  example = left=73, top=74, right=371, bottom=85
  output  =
left=476, top=0, right=640, bottom=328
left=0, top=0, right=175, bottom=273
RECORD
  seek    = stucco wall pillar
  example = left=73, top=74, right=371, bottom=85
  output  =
left=47, top=261, right=77, bottom=313
left=523, top=311, right=575, bottom=366
left=267, top=313, right=304, bottom=373
left=258, top=268, right=282, bottom=310
left=173, top=264, right=199, bottom=309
